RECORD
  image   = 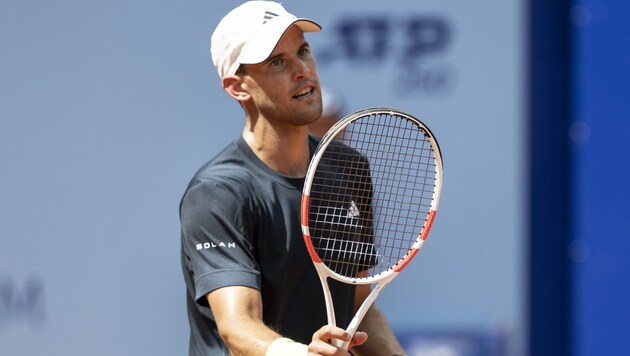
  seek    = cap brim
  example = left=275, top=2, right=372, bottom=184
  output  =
left=238, top=18, right=322, bottom=65
left=295, top=18, right=322, bottom=33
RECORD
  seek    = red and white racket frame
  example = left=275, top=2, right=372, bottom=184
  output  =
left=300, top=108, right=443, bottom=349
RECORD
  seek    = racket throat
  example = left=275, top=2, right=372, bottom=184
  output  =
left=339, top=280, right=391, bottom=350
left=319, top=275, right=337, bottom=327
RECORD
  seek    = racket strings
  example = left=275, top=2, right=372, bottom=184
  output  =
left=308, top=113, right=438, bottom=278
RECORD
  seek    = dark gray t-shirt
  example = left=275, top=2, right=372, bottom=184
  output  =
left=180, top=136, right=356, bottom=356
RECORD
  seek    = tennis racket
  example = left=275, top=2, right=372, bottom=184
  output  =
left=301, top=107, right=443, bottom=350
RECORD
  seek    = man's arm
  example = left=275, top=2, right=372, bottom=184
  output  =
left=351, top=284, right=406, bottom=356
left=207, top=286, right=280, bottom=355
left=207, top=285, right=368, bottom=356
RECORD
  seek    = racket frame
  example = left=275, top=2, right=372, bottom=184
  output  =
left=301, top=107, right=443, bottom=349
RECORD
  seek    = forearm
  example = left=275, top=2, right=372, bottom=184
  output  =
left=352, top=305, right=405, bottom=356
left=207, top=286, right=364, bottom=355
left=207, top=286, right=286, bottom=356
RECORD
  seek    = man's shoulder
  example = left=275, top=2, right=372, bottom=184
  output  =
left=193, top=139, right=256, bottom=180
left=180, top=145, right=264, bottom=218
left=190, top=157, right=260, bottom=196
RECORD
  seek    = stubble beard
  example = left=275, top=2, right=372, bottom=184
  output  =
left=260, top=92, right=323, bottom=128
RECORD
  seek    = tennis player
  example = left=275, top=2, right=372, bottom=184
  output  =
left=180, top=2, right=406, bottom=355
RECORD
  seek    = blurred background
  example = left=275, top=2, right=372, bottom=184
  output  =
left=0, top=1, right=627, bottom=355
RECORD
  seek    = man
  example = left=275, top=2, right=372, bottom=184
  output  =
left=180, top=2, right=406, bottom=355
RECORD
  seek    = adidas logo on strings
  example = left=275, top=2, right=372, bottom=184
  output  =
left=347, top=200, right=360, bottom=219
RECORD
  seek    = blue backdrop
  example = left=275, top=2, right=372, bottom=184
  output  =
left=571, top=0, right=630, bottom=355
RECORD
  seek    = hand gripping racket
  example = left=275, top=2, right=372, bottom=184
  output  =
left=301, top=107, right=443, bottom=350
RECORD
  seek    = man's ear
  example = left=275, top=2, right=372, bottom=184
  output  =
left=222, top=76, right=250, bottom=103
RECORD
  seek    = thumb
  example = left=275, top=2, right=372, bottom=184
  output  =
left=349, top=331, right=368, bottom=349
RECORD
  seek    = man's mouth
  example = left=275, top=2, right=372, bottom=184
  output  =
left=293, top=87, right=314, bottom=99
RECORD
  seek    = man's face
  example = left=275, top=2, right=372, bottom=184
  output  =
left=240, top=25, right=322, bottom=126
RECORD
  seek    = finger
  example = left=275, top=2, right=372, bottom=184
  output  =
left=309, top=326, right=355, bottom=355
left=348, top=331, right=368, bottom=349
left=307, top=339, right=340, bottom=356
left=313, top=325, right=352, bottom=343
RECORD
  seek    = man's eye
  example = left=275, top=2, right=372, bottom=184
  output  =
left=270, top=58, right=284, bottom=66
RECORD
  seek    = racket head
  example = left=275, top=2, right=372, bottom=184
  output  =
left=301, top=107, right=443, bottom=284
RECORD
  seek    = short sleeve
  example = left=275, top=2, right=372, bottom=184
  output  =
left=180, top=178, right=261, bottom=306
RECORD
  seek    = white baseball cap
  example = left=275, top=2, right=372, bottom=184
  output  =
left=211, top=1, right=322, bottom=78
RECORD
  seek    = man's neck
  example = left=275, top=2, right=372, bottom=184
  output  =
left=242, top=126, right=310, bottom=178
